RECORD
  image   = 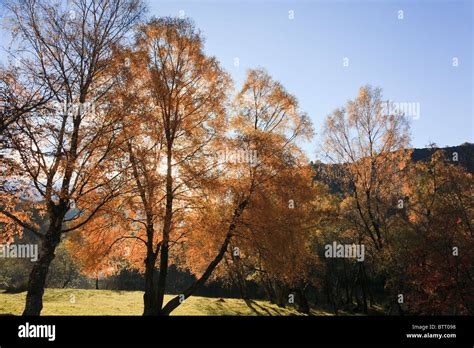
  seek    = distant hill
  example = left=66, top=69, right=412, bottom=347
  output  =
left=410, top=142, right=474, bottom=173
left=311, top=142, right=474, bottom=193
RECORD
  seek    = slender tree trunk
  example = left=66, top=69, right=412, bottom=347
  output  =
left=160, top=199, right=249, bottom=315
left=155, top=149, right=173, bottom=314
left=368, top=286, right=374, bottom=309
left=325, top=276, right=338, bottom=315
left=225, top=255, right=248, bottom=301
left=62, top=278, right=70, bottom=289
left=231, top=244, right=248, bottom=300
left=274, top=281, right=287, bottom=308
left=359, top=263, right=368, bottom=314
left=334, top=278, right=341, bottom=308
left=349, top=284, right=354, bottom=306
left=264, top=275, right=277, bottom=304
left=342, top=259, right=351, bottom=306
left=294, top=286, right=310, bottom=314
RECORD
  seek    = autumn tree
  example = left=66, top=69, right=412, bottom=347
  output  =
left=167, top=68, right=313, bottom=314
left=320, top=85, right=411, bottom=313
left=67, top=17, right=231, bottom=315
left=388, top=149, right=474, bottom=314
left=217, top=164, right=318, bottom=312
left=322, top=85, right=411, bottom=250
left=0, top=0, right=145, bottom=315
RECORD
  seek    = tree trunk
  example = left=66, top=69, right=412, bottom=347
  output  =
left=153, top=147, right=173, bottom=315
left=62, top=275, right=71, bottom=289
left=264, top=276, right=277, bottom=304
left=325, top=275, right=338, bottom=315
left=231, top=244, right=248, bottom=300
left=342, top=259, right=351, bottom=306
left=22, top=211, right=64, bottom=316
left=143, top=241, right=159, bottom=315
left=294, top=286, right=310, bottom=314
left=274, top=281, right=287, bottom=308
left=225, top=255, right=248, bottom=301
left=160, top=199, right=249, bottom=315
left=359, top=263, right=368, bottom=314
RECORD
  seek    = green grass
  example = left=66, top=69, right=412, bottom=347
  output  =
left=0, top=288, right=341, bottom=316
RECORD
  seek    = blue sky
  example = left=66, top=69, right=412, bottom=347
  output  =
left=1, top=0, right=472, bottom=158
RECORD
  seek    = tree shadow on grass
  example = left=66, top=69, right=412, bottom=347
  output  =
left=242, top=299, right=290, bottom=316
left=242, top=298, right=263, bottom=315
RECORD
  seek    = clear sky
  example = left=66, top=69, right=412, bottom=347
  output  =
left=1, top=0, right=472, bottom=159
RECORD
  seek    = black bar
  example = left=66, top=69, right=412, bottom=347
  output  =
left=0, top=316, right=473, bottom=346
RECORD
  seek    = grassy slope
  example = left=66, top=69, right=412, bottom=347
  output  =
left=0, top=288, right=342, bottom=316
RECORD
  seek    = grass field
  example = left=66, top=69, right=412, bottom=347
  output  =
left=0, top=288, right=348, bottom=316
